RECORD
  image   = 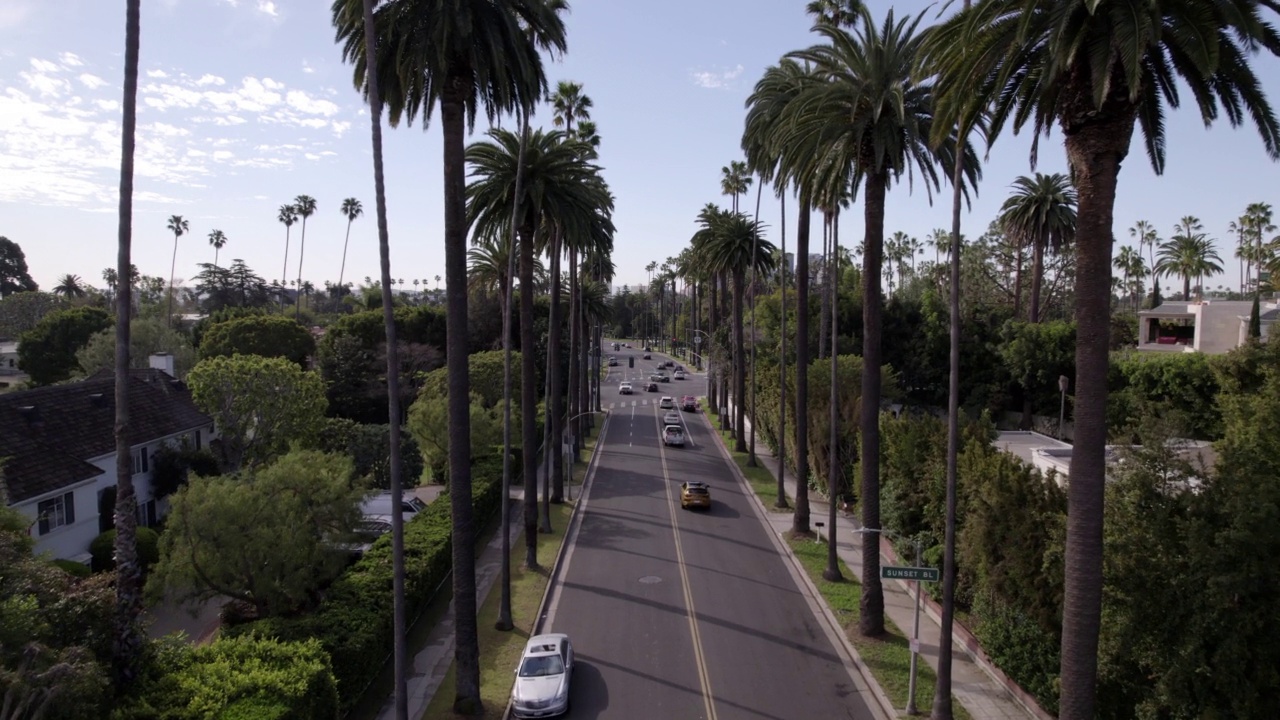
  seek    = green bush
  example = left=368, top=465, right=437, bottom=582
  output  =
left=223, top=456, right=505, bottom=712
left=90, top=526, right=160, bottom=573
left=113, top=633, right=338, bottom=720
left=52, top=558, right=92, bottom=578
left=971, top=592, right=1060, bottom=715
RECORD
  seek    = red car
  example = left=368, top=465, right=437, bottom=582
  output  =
left=681, top=395, right=699, bottom=412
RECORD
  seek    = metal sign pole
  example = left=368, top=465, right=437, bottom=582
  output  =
left=907, top=537, right=922, bottom=715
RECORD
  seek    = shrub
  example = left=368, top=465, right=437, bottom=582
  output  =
left=90, top=527, right=160, bottom=573
left=222, top=456, right=505, bottom=712
left=52, top=558, right=92, bottom=578
left=971, top=592, right=1060, bottom=714
left=113, top=633, right=338, bottom=720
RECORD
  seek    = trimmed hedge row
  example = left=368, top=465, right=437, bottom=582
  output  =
left=222, top=454, right=507, bottom=712
left=114, top=633, right=338, bottom=719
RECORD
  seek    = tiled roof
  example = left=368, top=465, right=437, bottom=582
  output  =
left=0, top=371, right=211, bottom=504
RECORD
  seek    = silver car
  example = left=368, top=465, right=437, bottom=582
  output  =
left=512, top=634, right=574, bottom=718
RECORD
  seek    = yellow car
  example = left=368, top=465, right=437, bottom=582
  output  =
left=680, top=481, right=711, bottom=510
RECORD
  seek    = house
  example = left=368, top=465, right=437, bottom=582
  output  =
left=0, top=354, right=214, bottom=564
left=1136, top=299, right=1279, bottom=354
left=995, top=430, right=1215, bottom=491
left=0, top=340, right=30, bottom=390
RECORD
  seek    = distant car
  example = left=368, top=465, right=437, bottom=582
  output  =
left=659, top=396, right=675, bottom=409
left=681, top=396, right=699, bottom=412
left=680, top=481, right=711, bottom=509
left=619, top=382, right=633, bottom=395
left=649, top=373, right=664, bottom=383
left=675, top=365, right=685, bottom=372
left=607, top=356, right=618, bottom=366
left=360, top=492, right=427, bottom=520
left=673, top=370, right=687, bottom=380
left=643, top=352, right=651, bottom=359
left=659, top=374, right=671, bottom=383
left=645, top=382, right=659, bottom=393
left=663, top=411, right=681, bottom=425
left=663, top=425, right=685, bottom=447
left=511, top=634, right=574, bottom=719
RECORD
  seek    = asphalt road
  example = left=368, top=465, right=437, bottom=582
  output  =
left=541, top=345, right=880, bottom=720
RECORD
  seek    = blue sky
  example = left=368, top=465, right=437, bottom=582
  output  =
left=2, top=0, right=1279, bottom=296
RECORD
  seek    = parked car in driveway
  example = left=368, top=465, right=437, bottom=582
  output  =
left=360, top=492, right=427, bottom=520
left=511, top=634, right=574, bottom=718
left=619, top=382, right=633, bottom=395
left=663, top=425, right=685, bottom=447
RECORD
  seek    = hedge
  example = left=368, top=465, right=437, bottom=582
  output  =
left=222, top=453, right=507, bottom=713
left=90, top=526, right=160, bottom=573
left=114, top=633, right=338, bottom=720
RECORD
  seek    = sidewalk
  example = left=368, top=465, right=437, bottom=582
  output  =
left=714, top=409, right=1040, bottom=720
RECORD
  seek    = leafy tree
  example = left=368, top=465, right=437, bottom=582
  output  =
left=0, top=237, right=38, bottom=297
left=997, top=320, right=1076, bottom=430
left=309, top=417, right=425, bottom=489
left=189, top=306, right=267, bottom=348
left=18, top=306, right=112, bottom=385
left=53, top=274, right=89, bottom=299
left=76, top=317, right=197, bottom=379
left=1108, top=352, right=1221, bottom=441
left=147, top=450, right=361, bottom=618
left=190, top=260, right=277, bottom=312
left=0, top=291, right=66, bottom=339
left=187, top=355, right=327, bottom=471
left=408, top=391, right=501, bottom=482
left=198, top=314, right=316, bottom=368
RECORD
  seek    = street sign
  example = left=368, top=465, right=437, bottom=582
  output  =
left=694, top=336, right=702, bottom=345
left=881, top=565, right=939, bottom=582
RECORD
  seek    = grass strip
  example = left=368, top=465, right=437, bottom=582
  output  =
left=422, top=435, right=597, bottom=719
left=704, top=401, right=789, bottom=511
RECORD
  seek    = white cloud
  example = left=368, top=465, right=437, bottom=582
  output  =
left=196, top=74, right=225, bottom=87
left=690, top=64, right=744, bottom=90
left=59, top=52, right=83, bottom=68
left=301, top=60, right=315, bottom=75
left=286, top=90, right=338, bottom=116
left=30, top=58, right=59, bottom=73
left=0, top=2, right=34, bottom=30
left=146, top=69, right=168, bottom=79
left=79, top=74, right=107, bottom=90
left=256, top=1, right=278, bottom=17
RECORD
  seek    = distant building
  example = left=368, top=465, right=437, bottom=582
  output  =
left=1136, top=299, right=1279, bottom=354
left=0, top=340, right=29, bottom=390
left=0, top=354, right=215, bottom=564
left=995, top=430, right=1215, bottom=491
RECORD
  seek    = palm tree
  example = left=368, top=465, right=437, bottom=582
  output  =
left=999, top=173, right=1077, bottom=323
left=1114, top=246, right=1145, bottom=310
left=52, top=274, right=87, bottom=298
left=164, top=214, right=188, bottom=327
left=277, top=204, right=297, bottom=310
left=292, top=195, right=317, bottom=317
left=805, top=0, right=863, bottom=27
left=720, top=160, right=752, bottom=213
left=787, top=6, right=970, bottom=637
left=339, top=198, right=363, bottom=289
left=333, top=1, right=566, bottom=712
left=928, top=3, right=1280, bottom=717
left=112, top=0, right=144, bottom=685
left=1129, top=219, right=1160, bottom=306
left=1158, top=221, right=1224, bottom=301
left=207, top=229, right=227, bottom=268
left=743, top=57, right=817, bottom=529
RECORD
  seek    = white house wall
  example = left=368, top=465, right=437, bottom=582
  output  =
left=17, top=480, right=100, bottom=563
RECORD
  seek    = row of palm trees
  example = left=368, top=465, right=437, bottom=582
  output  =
left=719, top=2, right=1280, bottom=719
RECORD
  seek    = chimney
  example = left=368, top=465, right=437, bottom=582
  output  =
left=149, top=352, right=176, bottom=378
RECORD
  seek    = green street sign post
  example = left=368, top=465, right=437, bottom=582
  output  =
left=881, top=565, right=939, bottom=582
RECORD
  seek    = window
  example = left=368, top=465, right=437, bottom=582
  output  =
left=194, top=430, right=201, bottom=451
left=138, top=499, right=156, bottom=527
left=130, top=447, right=150, bottom=476
left=37, top=492, right=76, bottom=535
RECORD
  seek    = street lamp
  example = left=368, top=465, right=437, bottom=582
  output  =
left=562, top=410, right=607, bottom=501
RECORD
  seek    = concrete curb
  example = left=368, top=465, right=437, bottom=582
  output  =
left=501, top=411, right=611, bottom=720
left=698, top=408, right=898, bottom=720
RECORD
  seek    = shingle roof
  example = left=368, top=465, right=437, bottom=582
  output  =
left=0, top=371, right=211, bottom=503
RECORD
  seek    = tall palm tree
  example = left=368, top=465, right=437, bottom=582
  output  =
left=292, top=195, right=317, bottom=318
left=112, top=0, right=144, bottom=685
left=339, top=197, right=363, bottom=288
left=52, top=274, right=87, bottom=298
left=999, top=173, right=1078, bottom=323
left=207, top=229, right=227, bottom=268
left=1114, top=245, right=1144, bottom=310
left=743, top=58, right=817, bottom=534
left=788, top=6, right=972, bottom=637
left=805, top=0, right=863, bottom=28
left=928, top=3, right=1280, bottom=717
left=720, top=160, right=752, bottom=213
left=1129, top=219, right=1160, bottom=306
left=277, top=203, right=297, bottom=308
left=1158, top=221, right=1224, bottom=300
left=333, top=1, right=566, bottom=712
left=352, top=1, right=408, bottom=711
left=164, top=214, right=188, bottom=327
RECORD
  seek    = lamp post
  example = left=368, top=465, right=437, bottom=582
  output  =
left=1058, top=374, right=1070, bottom=441
left=561, top=410, right=606, bottom=501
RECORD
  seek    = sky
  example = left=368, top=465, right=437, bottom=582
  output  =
left=3, top=0, right=1280, bottom=297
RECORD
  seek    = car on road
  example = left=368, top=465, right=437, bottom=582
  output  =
left=659, top=396, right=675, bottom=409
left=673, top=370, right=687, bottom=380
left=657, top=373, right=671, bottom=383
left=607, top=356, right=618, bottom=366
left=360, top=492, right=427, bottom=520
left=675, top=364, right=685, bottom=372
left=680, top=481, right=711, bottom=509
left=642, top=352, right=651, bottom=359
left=511, top=634, right=574, bottom=718
left=645, top=382, right=659, bottom=393
left=619, top=382, right=633, bottom=395
left=681, top=395, right=699, bottom=412
left=648, top=373, right=664, bottom=383
left=663, top=425, right=685, bottom=447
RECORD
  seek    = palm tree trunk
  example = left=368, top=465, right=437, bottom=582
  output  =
left=166, top=234, right=178, bottom=327
left=859, top=172, right=887, bottom=638
left=339, top=219, right=353, bottom=289
left=567, top=247, right=579, bottom=464
left=112, top=0, right=144, bottom=687
left=774, top=192, right=791, bottom=508
left=281, top=227, right=291, bottom=309
left=520, top=224, right=539, bottom=569
left=360, top=0, right=408, bottom=707
left=441, top=86, right=480, bottom=714
left=1183, top=275, right=1191, bottom=301
left=733, top=267, right=747, bottom=453
left=1030, top=237, right=1046, bottom=323
left=748, top=180, right=763, bottom=467
left=818, top=217, right=830, bottom=361
left=1013, top=243, right=1024, bottom=319
left=708, top=279, right=719, bottom=413
left=823, top=208, right=841, bottom=582
left=720, top=273, right=731, bottom=434
left=548, top=231, right=565, bottom=506
left=295, top=219, right=307, bottom=319
left=793, top=196, right=812, bottom=535
left=1058, top=116, right=1132, bottom=720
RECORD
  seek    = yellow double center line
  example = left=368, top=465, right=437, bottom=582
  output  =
left=655, top=407, right=718, bottom=720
